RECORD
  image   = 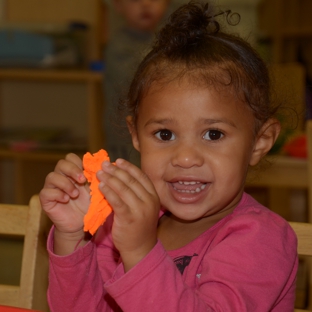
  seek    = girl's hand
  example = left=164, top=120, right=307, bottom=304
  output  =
left=97, top=159, right=160, bottom=271
left=39, top=153, right=91, bottom=255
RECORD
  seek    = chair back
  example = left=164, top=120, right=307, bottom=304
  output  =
left=290, top=222, right=312, bottom=312
left=0, top=195, right=51, bottom=311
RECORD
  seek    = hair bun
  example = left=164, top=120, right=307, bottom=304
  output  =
left=155, top=1, right=240, bottom=53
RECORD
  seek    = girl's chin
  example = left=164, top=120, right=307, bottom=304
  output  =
left=161, top=206, right=209, bottom=223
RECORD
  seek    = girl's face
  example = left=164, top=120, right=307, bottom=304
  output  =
left=129, top=79, right=273, bottom=223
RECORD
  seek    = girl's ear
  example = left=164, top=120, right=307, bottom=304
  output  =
left=126, top=115, right=140, bottom=152
left=249, top=118, right=281, bottom=166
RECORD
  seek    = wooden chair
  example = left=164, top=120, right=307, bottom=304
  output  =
left=246, top=121, right=312, bottom=309
left=0, top=195, right=51, bottom=311
left=246, top=62, right=307, bottom=221
left=290, top=222, right=312, bottom=312
left=307, top=120, right=312, bottom=224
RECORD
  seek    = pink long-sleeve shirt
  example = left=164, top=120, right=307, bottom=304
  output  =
left=47, top=193, right=298, bottom=311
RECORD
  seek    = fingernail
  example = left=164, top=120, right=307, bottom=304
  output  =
left=116, top=158, right=124, bottom=165
left=78, top=174, right=85, bottom=182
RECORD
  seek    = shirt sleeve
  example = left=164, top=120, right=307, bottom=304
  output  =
left=47, top=214, right=121, bottom=312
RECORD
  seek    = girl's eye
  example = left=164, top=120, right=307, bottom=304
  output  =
left=155, top=129, right=176, bottom=141
left=203, top=130, right=224, bottom=141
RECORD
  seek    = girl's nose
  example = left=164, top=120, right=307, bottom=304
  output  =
left=171, top=143, right=204, bottom=168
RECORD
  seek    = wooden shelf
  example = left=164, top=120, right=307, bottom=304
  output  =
left=0, top=148, right=83, bottom=161
left=246, top=155, right=307, bottom=189
left=261, top=28, right=312, bottom=39
left=282, top=27, right=312, bottom=38
left=0, top=0, right=106, bottom=154
left=0, top=0, right=107, bottom=204
left=0, top=68, right=104, bottom=153
left=0, top=68, right=103, bottom=82
left=258, top=0, right=312, bottom=62
left=0, top=68, right=104, bottom=204
left=5, top=0, right=106, bottom=61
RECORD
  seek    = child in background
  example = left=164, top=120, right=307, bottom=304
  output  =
left=104, top=0, right=170, bottom=166
left=40, top=1, right=298, bottom=311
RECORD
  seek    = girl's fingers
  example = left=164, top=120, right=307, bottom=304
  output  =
left=39, top=188, right=70, bottom=210
left=103, top=159, right=156, bottom=196
left=99, top=181, right=130, bottom=213
left=116, top=159, right=156, bottom=194
left=54, top=154, right=86, bottom=184
left=98, top=162, right=154, bottom=206
left=65, top=153, right=84, bottom=169
left=98, top=170, right=143, bottom=213
left=44, top=171, right=80, bottom=198
left=97, top=160, right=160, bottom=221
left=43, top=153, right=86, bottom=198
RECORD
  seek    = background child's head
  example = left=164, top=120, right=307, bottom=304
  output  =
left=113, top=0, right=170, bottom=32
left=124, top=1, right=278, bottom=136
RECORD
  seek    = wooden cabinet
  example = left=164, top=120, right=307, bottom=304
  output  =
left=4, top=0, right=107, bottom=63
left=258, top=0, right=312, bottom=62
left=0, top=0, right=108, bottom=204
left=0, top=69, right=104, bottom=204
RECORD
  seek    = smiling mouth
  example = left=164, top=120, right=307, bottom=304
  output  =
left=172, top=181, right=207, bottom=194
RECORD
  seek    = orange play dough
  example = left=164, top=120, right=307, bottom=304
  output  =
left=83, top=149, right=113, bottom=235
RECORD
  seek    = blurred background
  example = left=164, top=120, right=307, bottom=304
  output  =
left=0, top=0, right=268, bottom=205
left=0, top=0, right=311, bottom=309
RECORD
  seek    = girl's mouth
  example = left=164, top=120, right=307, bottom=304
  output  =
left=172, top=181, right=207, bottom=194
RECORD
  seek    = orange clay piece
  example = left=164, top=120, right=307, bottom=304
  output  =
left=83, top=149, right=113, bottom=235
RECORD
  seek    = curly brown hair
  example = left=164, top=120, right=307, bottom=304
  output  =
left=122, top=1, right=277, bottom=135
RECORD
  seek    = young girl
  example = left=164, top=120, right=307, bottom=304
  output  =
left=40, top=2, right=298, bottom=311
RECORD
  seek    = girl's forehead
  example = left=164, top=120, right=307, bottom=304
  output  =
left=145, top=63, right=234, bottom=92
left=140, top=77, right=255, bottom=119
left=145, top=74, right=236, bottom=99
left=142, top=78, right=246, bottom=112
left=134, top=62, right=261, bottom=131
left=137, top=79, right=256, bottom=133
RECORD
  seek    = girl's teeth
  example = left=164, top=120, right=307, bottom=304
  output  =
left=173, top=183, right=207, bottom=193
